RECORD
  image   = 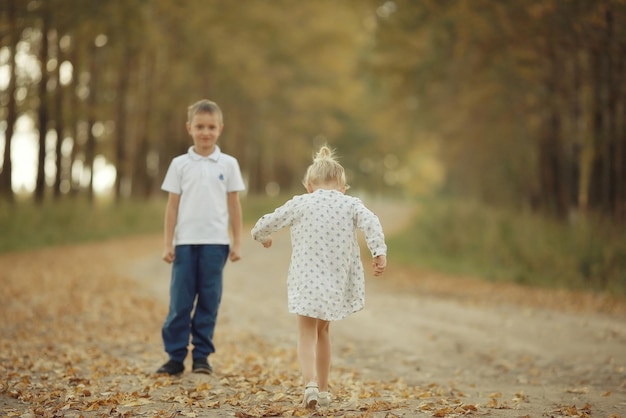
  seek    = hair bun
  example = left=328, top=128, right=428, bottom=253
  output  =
left=314, top=145, right=334, bottom=162
left=303, top=145, right=349, bottom=190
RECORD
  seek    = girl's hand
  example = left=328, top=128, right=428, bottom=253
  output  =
left=262, top=237, right=273, bottom=248
left=372, top=255, right=387, bottom=276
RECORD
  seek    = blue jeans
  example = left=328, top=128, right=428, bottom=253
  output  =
left=161, top=244, right=229, bottom=362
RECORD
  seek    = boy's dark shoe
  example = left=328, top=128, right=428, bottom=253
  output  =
left=192, top=358, right=213, bottom=374
left=156, top=360, right=184, bottom=375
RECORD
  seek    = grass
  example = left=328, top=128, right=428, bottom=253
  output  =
left=2, top=194, right=624, bottom=295
left=0, top=197, right=166, bottom=253
left=388, top=198, right=626, bottom=295
left=0, top=194, right=290, bottom=254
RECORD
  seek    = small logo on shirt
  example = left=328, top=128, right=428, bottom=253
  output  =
left=219, top=174, right=224, bottom=181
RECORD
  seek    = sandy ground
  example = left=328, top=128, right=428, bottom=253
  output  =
left=126, top=201, right=626, bottom=417
left=1, top=200, right=625, bottom=417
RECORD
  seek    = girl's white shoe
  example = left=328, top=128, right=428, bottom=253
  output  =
left=318, top=391, right=331, bottom=407
left=302, top=382, right=319, bottom=409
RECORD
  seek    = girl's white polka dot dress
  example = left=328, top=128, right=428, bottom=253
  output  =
left=252, top=189, right=387, bottom=321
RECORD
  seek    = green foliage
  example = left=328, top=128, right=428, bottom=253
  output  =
left=389, top=198, right=626, bottom=295
left=5, top=1, right=624, bottom=221
left=0, top=195, right=291, bottom=253
left=0, top=198, right=166, bottom=253
left=3, top=195, right=623, bottom=297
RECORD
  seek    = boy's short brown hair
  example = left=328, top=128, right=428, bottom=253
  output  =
left=187, top=99, right=223, bottom=124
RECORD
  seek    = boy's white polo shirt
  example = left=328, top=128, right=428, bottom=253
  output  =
left=161, top=146, right=245, bottom=246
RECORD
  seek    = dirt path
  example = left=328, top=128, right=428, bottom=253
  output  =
left=1, top=200, right=625, bottom=417
left=126, top=201, right=626, bottom=417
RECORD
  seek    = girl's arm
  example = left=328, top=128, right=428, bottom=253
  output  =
left=372, top=255, right=387, bottom=276
left=251, top=198, right=297, bottom=245
left=356, top=204, right=388, bottom=276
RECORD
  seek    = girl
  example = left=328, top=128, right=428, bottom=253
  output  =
left=251, top=146, right=387, bottom=409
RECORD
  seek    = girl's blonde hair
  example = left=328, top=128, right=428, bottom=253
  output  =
left=302, top=145, right=349, bottom=189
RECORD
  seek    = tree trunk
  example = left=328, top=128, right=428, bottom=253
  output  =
left=0, top=0, right=18, bottom=203
left=605, top=8, right=624, bottom=222
left=114, top=46, right=133, bottom=202
left=68, top=36, right=81, bottom=195
left=35, top=1, right=51, bottom=204
left=569, top=51, right=583, bottom=215
left=85, top=42, right=99, bottom=203
left=619, top=49, right=626, bottom=222
left=588, top=45, right=609, bottom=214
left=605, top=8, right=618, bottom=219
left=587, top=7, right=621, bottom=218
left=53, top=31, right=65, bottom=199
left=538, top=45, right=568, bottom=219
left=132, top=53, right=155, bottom=199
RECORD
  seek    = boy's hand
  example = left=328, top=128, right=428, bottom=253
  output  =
left=162, top=245, right=175, bottom=264
left=230, top=244, right=242, bottom=262
left=372, top=255, right=387, bottom=276
left=261, top=237, right=273, bottom=248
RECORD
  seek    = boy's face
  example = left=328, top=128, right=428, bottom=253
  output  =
left=186, top=112, right=223, bottom=157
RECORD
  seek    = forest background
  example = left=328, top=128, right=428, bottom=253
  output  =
left=0, top=0, right=625, bottom=294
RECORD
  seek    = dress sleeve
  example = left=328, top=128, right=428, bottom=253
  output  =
left=251, top=197, right=297, bottom=243
left=354, top=200, right=387, bottom=257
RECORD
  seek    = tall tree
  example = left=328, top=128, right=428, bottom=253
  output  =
left=4, top=0, right=624, bottom=220
left=84, top=39, right=100, bottom=202
left=52, top=28, right=65, bottom=199
left=34, top=0, right=51, bottom=203
left=366, top=0, right=626, bottom=220
left=0, top=0, right=19, bottom=202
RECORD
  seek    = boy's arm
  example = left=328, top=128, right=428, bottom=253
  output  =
left=227, top=191, right=243, bottom=262
left=162, top=192, right=180, bottom=263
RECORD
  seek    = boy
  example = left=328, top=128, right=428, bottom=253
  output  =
left=156, top=99, right=245, bottom=375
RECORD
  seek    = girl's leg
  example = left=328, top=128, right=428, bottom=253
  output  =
left=298, top=315, right=320, bottom=408
left=316, top=320, right=331, bottom=392
left=297, top=315, right=318, bottom=384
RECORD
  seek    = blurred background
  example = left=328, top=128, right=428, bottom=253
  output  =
left=0, top=0, right=625, bottom=293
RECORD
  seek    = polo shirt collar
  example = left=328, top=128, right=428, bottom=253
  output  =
left=188, top=145, right=221, bottom=161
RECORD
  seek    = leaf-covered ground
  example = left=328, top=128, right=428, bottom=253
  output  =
left=1, top=205, right=625, bottom=417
